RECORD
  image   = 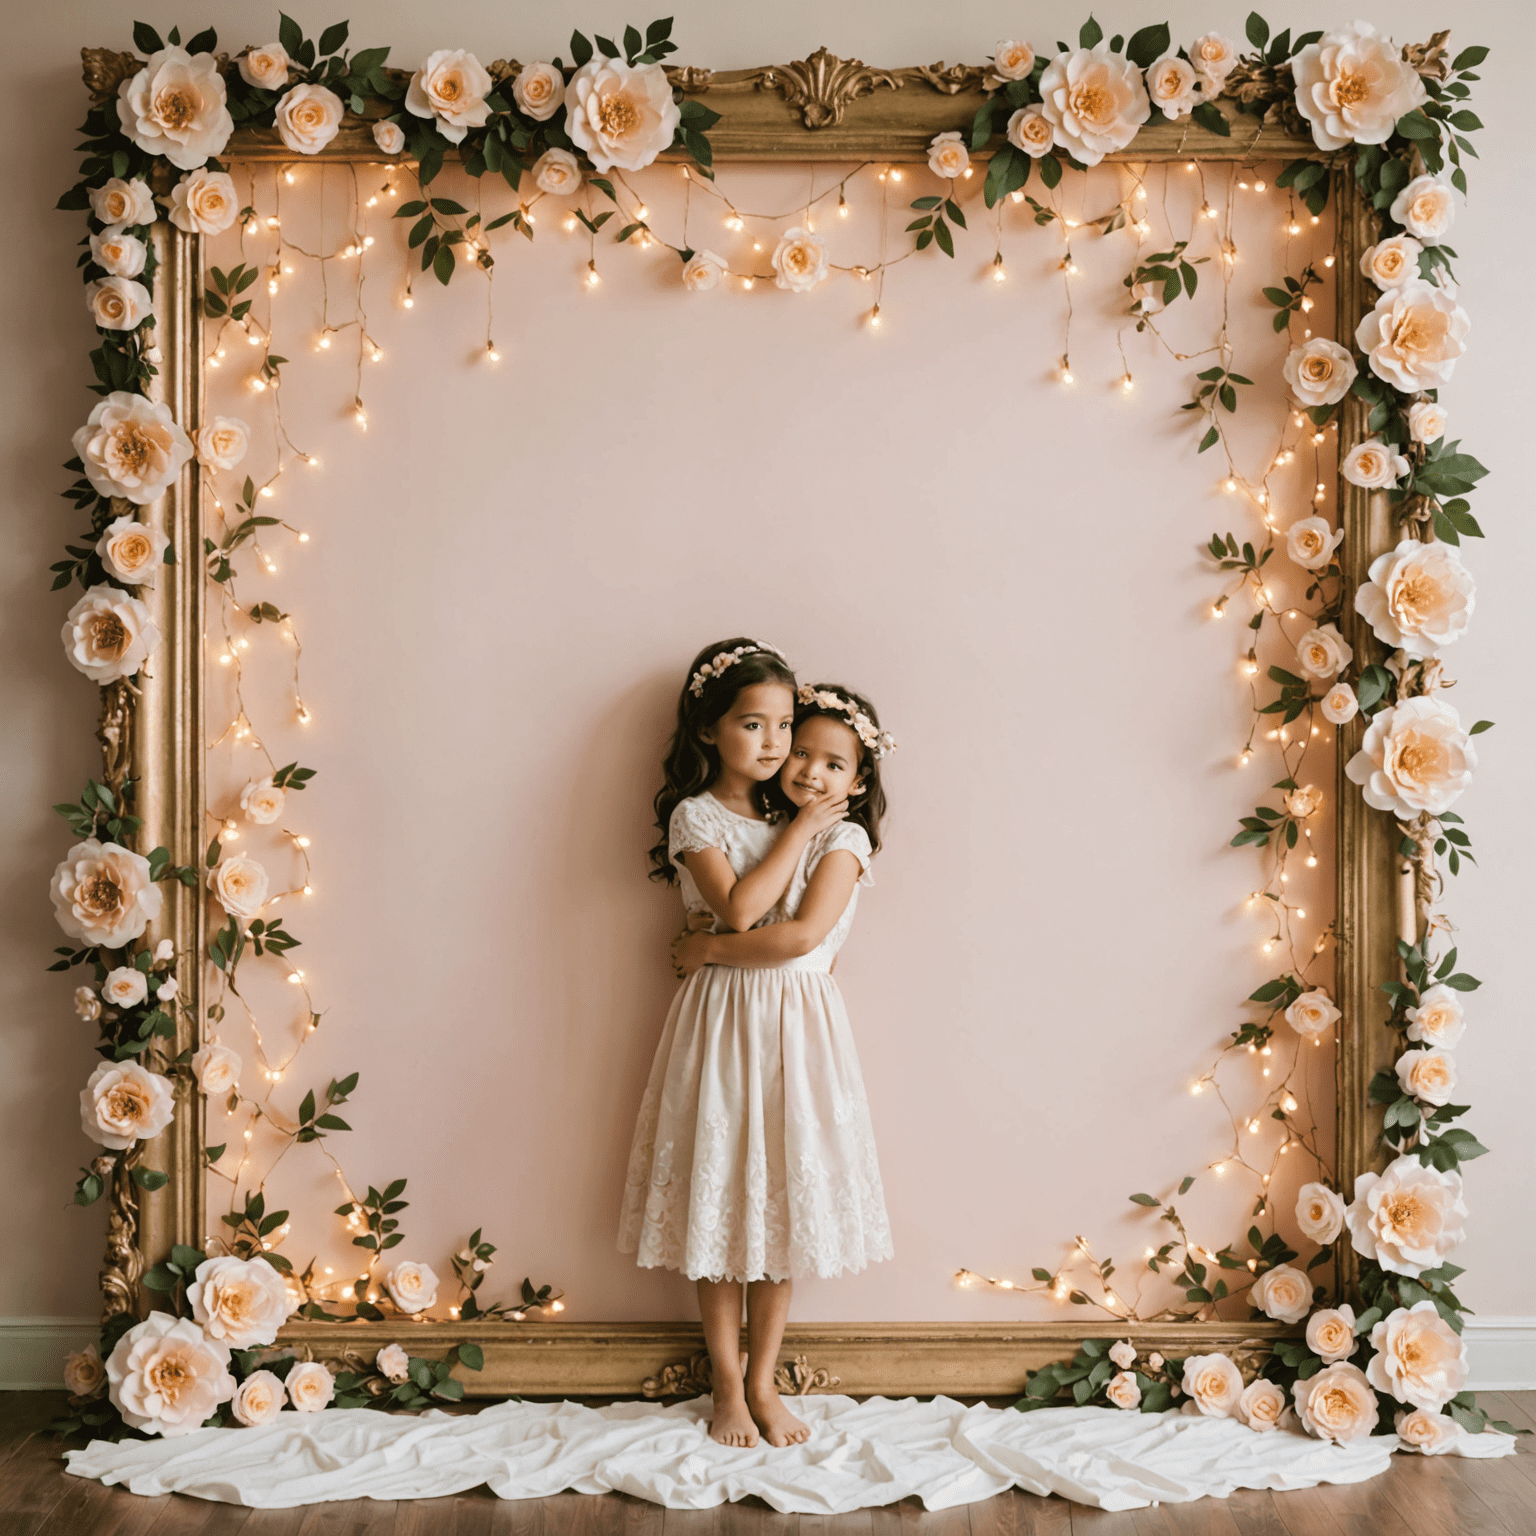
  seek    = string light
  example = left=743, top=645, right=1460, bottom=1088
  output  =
left=585, top=262, right=601, bottom=287
left=868, top=304, right=882, bottom=329
left=486, top=343, right=500, bottom=362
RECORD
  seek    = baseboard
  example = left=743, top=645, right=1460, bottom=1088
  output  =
left=0, top=1317, right=98, bottom=1391
left=1465, top=1317, right=1536, bottom=1391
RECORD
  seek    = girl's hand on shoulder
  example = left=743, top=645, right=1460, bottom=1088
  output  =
left=672, top=930, right=714, bottom=979
left=796, top=793, right=849, bottom=838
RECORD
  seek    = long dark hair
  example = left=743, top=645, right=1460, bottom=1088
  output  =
left=769, top=683, right=889, bottom=856
left=648, top=638, right=798, bottom=883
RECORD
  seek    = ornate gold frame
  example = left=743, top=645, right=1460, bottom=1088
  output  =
left=90, top=53, right=1402, bottom=1398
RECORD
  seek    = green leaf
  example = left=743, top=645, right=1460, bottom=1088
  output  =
left=1129, top=1193, right=1160, bottom=1207
left=1245, top=12, right=1270, bottom=50
left=318, top=20, right=349, bottom=55
left=455, top=1342, right=485, bottom=1371
left=1079, top=16, right=1104, bottom=49
left=433, top=245, right=455, bottom=286
left=1191, top=101, right=1231, bottom=138
left=132, top=1166, right=169, bottom=1191
left=1125, top=24, right=1170, bottom=68
left=277, top=12, right=304, bottom=58
left=132, top=21, right=165, bottom=54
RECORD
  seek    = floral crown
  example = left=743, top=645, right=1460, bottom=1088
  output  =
left=797, top=686, right=897, bottom=760
left=688, top=641, right=786, bottom=698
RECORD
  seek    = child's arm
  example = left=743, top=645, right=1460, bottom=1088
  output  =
left=681, top=795, right=848, bottom=933
left=674, top=851, right=862, bottom=970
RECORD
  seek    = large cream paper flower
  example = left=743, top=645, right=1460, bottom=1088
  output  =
left=107, top=1314, right=234, bottom=1436
left=87, top=275, right=152, bottom=331
left=1292, top=1362, right=1378, bottom=1442
left=372, top=120, right=406, bottom=155
left=1291, top=22, right=1425, bottom=151
left=566, top=58, right=679, bottom=172
left=1341, top=439, right=1409, bottom=490
left=73, top=392, right=194, bottom=505
left=275, top=85, right=345, bottom=155
left=1037, top=43, right=1151, bottom=167
left=1285, top=988, right=1340, bottom=1040
left=513, top=62, right=565, bottom=121
left=1237, top=1378, right=1287, bottom=1431
left=1407, top=401, right=1448, bottom=444
left=1189, top=33, right=1239, bottom=93
left=1360, top=234, right=1423, bottom=289
left=98, top=514, right=169, bottom=587
left=377, top=1343, right=411, bottom=1383
left=1281, top=337, right=1356, bottom=408
left=1396, top=1407, right=1462, bottom=1454
left=1391, top=175, right=1456, bottom=245
left=190, top=1041, right=242, bottom=1095
left=1368, top=1301, right=1468, bottom=1409
left=232, top=1368, right=286, bottom=1425
left=286, top=1360, right=336, bottom=1412
left=1296, top=623, right=1353, bottom=680
left=209, top=854, right=270, bottom=920
left=90, top=227, right=148, bottom=278
left=1296, top=1182, right=1346, bottom=1244
left=772, top=227, right=829, bottom=293
left=1356, top=280, right=1469, bottom=392
left=90, top=177, right=156, bottom=227
left=188, top=1255, right=295, bottom=1348
left=238, top=45, right=289, bottom=91
left=1105, top=1371, right=1141, bottom=1409
left=1321, top=683, right=1359, bottom=725
left=1355, top=538, right=1475, bottom=656
left=1345, top=696, right=1476, bottom=817
left=406, top=50, right=493, bottom=144
left=64, top=1343, right=107, bottom=1398
left=1181, top=1353, right=1244, bottom=1417
left=118, top=47, right=232, bottom=169
left=52, top=838, right=162, bottom=947
left=1251, top=1263, right=1312, bottom=1324
left=532, top=148, right=581, bottom=195
left=80, top=1059, right=175, bottom=1149
left=384, top=1260, right=440, bottom=1314
left=1396, top=1046, right=1457, bottom=1106
left=61, top=587, right=161, bottom=685
left=682, top=250, right=726, bottom=291
left=1006, top=106, right=1055, bottom=157
left=240, top=777, right=286, bottom=824
left=1346, top=1156, right=1467, bottom=1276
left=1306, top=1306, right=1359, bottom=1364
left=1286, top=516, right=1343, bottom=571
left=1146, top=55, right=1200, bottom=121
left=1406, top=984, right=1466, bottom=1049
left=197, top=416, right=251, bottom=471
left=102, top=966, right=148, bottom=1008
left=166, top=168, right=238, bottom=234
left=991, top=41, right=1036, bottom=81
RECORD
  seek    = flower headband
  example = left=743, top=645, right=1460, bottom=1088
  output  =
left=688, top=641, right=786, bottom=698
left=798, top=686, right=897, bottom=760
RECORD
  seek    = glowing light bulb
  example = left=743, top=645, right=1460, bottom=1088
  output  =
left=247, top=331, right=262, bottom=346
left=266, top=216, right=280, bottom=229
left=295, top=835, right=311, bottom=848
left=890, top=168, right=903, bottom=182
left=992, top=261, right=1008, bottom=283
left=1121, top=374, right=1134, bottom=393
left=299, top=531, right=311, bottom=541
left=1255, top=179, right=1267, bottom=192
left=563, top=216, right=577, bottom=232
left=586, top=262, right=601, bottom=287
left=838, top=199, right=849, bottom=218
left=869, top=305, right=882, bottom=329
left=742, top=277, right=754, bottom=290
left=1324, top=254, right=1335, bottom=268
left=259, top=485, right=274, bottom=498
left=1191, top=1082, right=1204, bottom=1095
left=487, top=344, right=500, bottom=361
left=635, top=204, right=648, bottom=219
left=1010, top=189, right=1024, bottom=204
left=402, top=294, right=414, bottom=308
left=1225, top=478, right=1237, bottom=493
left=318, top=333, right=332, bottom=350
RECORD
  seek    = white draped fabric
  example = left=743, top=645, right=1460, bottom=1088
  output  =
left=64, top=1393, right=1515, bottom=1513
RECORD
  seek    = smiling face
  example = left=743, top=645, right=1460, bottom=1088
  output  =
left=779, top=714, right=866, bottom=808
left=698, top=681, right=796, bottom=782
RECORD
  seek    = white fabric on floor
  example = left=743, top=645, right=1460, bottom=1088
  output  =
left=63, top=1393, right=1515, bottom=1513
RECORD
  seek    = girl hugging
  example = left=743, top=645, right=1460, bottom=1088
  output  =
left=617, top=638, right=895, bottom=1450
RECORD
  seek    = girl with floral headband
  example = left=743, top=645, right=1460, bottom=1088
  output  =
left=621, top=670, right=895, bottom=1450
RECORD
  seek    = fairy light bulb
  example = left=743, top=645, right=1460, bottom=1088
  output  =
left=563, top=216, right=577, bottom=232
left=868, top=304, right=882, bottom=329
left=1060, top=357, right=1074, bottom=385
left=318, top=331, right=332, bottom=350
left=889, top=168, right=903, bottom=182
left=402, top=293, right=415, bottom=308
left=486, top=343, right=500, bottom=361
left=838, top=194, right=849, bottom=218
left=1121, top=374, right=1134, bottom=393
left=586, top=262, right=601, bottom=287
left=1010, top=189, right=1024, bottom=204
left=991, top=258, right=1008, bottom=283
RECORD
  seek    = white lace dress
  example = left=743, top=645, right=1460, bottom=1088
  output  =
left=618, top=793, right=893, bottom=1282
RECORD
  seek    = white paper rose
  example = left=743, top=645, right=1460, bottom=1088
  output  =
left=1292, top=1361, right=1378, bottom=1442
left=1108, top=1339, right=1137, bottom=1369
left=286, top=1360, right=335, bottom=1412
left=772, top=227, right=829, bottom=293
left=1281, top=337, right=1357, bottom=408
left=232, top=1368, right=286, bottom=1426
left=188, top=1255, right=296, bottom=1348
left=74, top=986, right=101, bottom=1022
left=80, top=1059, right=175, bottom=1149
left=1251, top=1263, right=1312, bottom=1324
left=372, top=120, right=406, bottom=155
left=73, top=392, right=194, bottom=505
left=240, top=777, right=286, bottom=824
left=384, top=1260, right=440, bottom=1314
left=1391, top=175, right=1456, bottom=245
left=1297, top=623, right=1353, bottom=680
left=190, top=1041, right=242, bottom=1096
left=1306, top=1305, right=1359, bottom=1363
left=1396, top=1046, right=1457, bottom=1106
left=1105, top=1371, right=1141, bottom=1409
left=1181, top=1353, right=1243, bottom=1417
left=682, top=250, right=726, bottom=292
left=1189, top=33, right=1239, bottom=93
left=1356, top=280, right=1469, bottom=393
left=107, top=1314, right=234, bottom=1437
left=1320, top=683, right=1359, bottom=725
left=102, top=966, right=148, bottom=1009
left=1146, top=55, right=1200, bottom=121
left=61, top=587, right=161, bottom=685
left=1237, top=1378, right=1287, bottom=1431
left=197, top=415, right=251, bottom=471
left=1341, top=439, right=1410, bottom=490
left=532, top=148, right=581, bottom=196
left=166, top=168, right=239, bottom=234
left=1037, top=43, right=1151, bottom=167
left=377, top=1343, right=411, bottom=1383
left=1286, top=516, right=1343, bottom=571
left=514, top=61, right=565, bottom=121
left=87, top=275, right=153, bottom=331
left=991, top=41, right=1036, bottom=81
left=90, top=227, right=148, bottom=278
left=565, top=57, right=679, bottom=172
left=1355, top=539, right=1475, bottom=657
left=1291, top=22, right=1426, bottom=151
left=1360, top=234, right=1423, bottom=290
left=1396, top=1407, right=1462, bottom=1454
left=98, top=514, right=169, bottom=587
left=275, top=85, right=345, bottom=155
left=209, top=854, right=270, bottom=920
left=1345, top=696, right=1477, bottom=818
left=1406, top=984, right=1466, bottom=1049
left=1296, top=1182, right=1347, bottom=1245
left=406, top=50, right=493, bottom=145
left=927, top=131, right=969, bottom=179
left=90, top=177, right=156, bottom=227
left=1285, top=785, right=1323, bottom=819
left=52, top=838, right=163, bottom=947
left=238, top=44, right=290, bottom=91
left=1006, top=106, right=1055, bottom=157
left=1408, top=401, right=1448, bottom=444
left=118, top=47, right=233, bottom=170
left=1285, top=989, right=1340, bottom=1041
left=64, top=1343, right=107, bottom=1398
left=1345, top=1156, right=1468, bottom=1276
left=1368, top=1302, right=1468, bottom=1410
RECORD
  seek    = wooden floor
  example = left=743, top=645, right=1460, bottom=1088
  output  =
left=1, top=1390, right=1533, bottom=1536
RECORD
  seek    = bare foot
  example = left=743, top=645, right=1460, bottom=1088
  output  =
left=709, top=1386, right=759, bottom=1447
left=746, top=1385, right=810, bottom=1447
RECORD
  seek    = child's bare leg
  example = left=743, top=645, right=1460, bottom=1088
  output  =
left=697, top=1278, right=756, bottom=1446
left=744, top=1278, right=809, bottom=1446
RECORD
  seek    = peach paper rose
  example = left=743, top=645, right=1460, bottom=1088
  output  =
left=1286, top=515, right=1343, bottom=571
left=1292, top=1361, right=1378, bottom=1442
left=565, top=57, right=678, bottom=172
left=87, top=276, right=152, bottom=332
left=102, top=966, right=148, bottom=1008
left=1037, top=43, right=1151, bottom=167
left=1285, top=989, right=1340, bottom=1041
left=107, top=1314, right=234, bottom=1436
left=197, top=415, right=251, bottom=472
left=238, top=45, right=289, bottom=91
left=90, top=227, right=148, bottom=278
left=1237, top=1378, right=1287, bottom=1431
left=377, top=1343, right=411, bottom=1383
left=682, top=250, right=726, bottom=292
left=1181, top=1353, right=1243, bottom=1417
left=513, top=61, right=565, bottom=122
left=1406, top=984, right=1466, bottom=1049
left=384, top=1260, right=440, bottom=1314
left=90, top=177, right=156, bottom=227
left=771, top=227, right=829, bottom=293
left=372, top=120, right=406, bottom=155
left=1341, top=439, right=1409, bottom=490
left=232, top=1368, right=286, bottom=1425
left=1296, top=623, right=1353, bottom=680
left=991, top=41, right=1036, bottom=82
left=1105, top=1371, right=1141, bottom=1409
left=406, top=50, right=493, bottom=144
left=1284, top=785, right=1322, bottom=819
left=73, top=392, right=194, bottom=505
left=117, top=47, right=233, bottom=169
left=190, top=1041, right=242, bottom=1096
left=1007, top=106, right=1055, bottom=157
left=1391, top=175, right=1456, bottom=245
left=1251, top=1263, right=1312, bottom=1324
left=1146, top=55, right=1200, bottom=120
left=167, top=168, right=239, bottom=234
left=52, top=837, right=163, bottom=946
left=188, top=1255, right=296, bottom=1348
left=98, top=514, right=169, bottom=586
left=286, top=1360, right=335, bottom=1412
left=1367, top=1301, right=1468, bottom=1409
left=240, top=777, right=286, bottom=824
left=1360, top=234, right=1423, bottom=289
left=533, top=148, right=581, bottom=195
left=1408, top=401, right=1448, bottom=444
left=1108, top=1339, right=1137, bottom=1369
left=1345, top=696, right=1476, bottom=818
left=927, top=131, right=969, bottom=179
left=1396, top=1407, right=1462, bottom=1454
left=275, top=84, right=345, bottom=155
left=1281, top=337, right=1356, bottom=408
left=61, top=587, right=161, bottom=685
left=80, top=1059, right=175, bottom=1149
left=64, top=1344, right=106, bottom=1398
left=1345, top=1155, right=1467, bottom=1276
left=1296, top=1182, right=1346, bottom=1245
left=1291, top=22, right=1425, bottom=151
left=1356, top=280, right=1469, bottom=393
left=209, top=854, right=270, bottom=920
left=1306, top=1305, right=1358, bottom=1363
left=1355, top=538, right=1475, bottom=657
left=1189, top=33, right=1238, bottom=93
left=1321, top=684, right=1359, bottom=725
left=1396, top=1046, right=1457, bottom=1106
